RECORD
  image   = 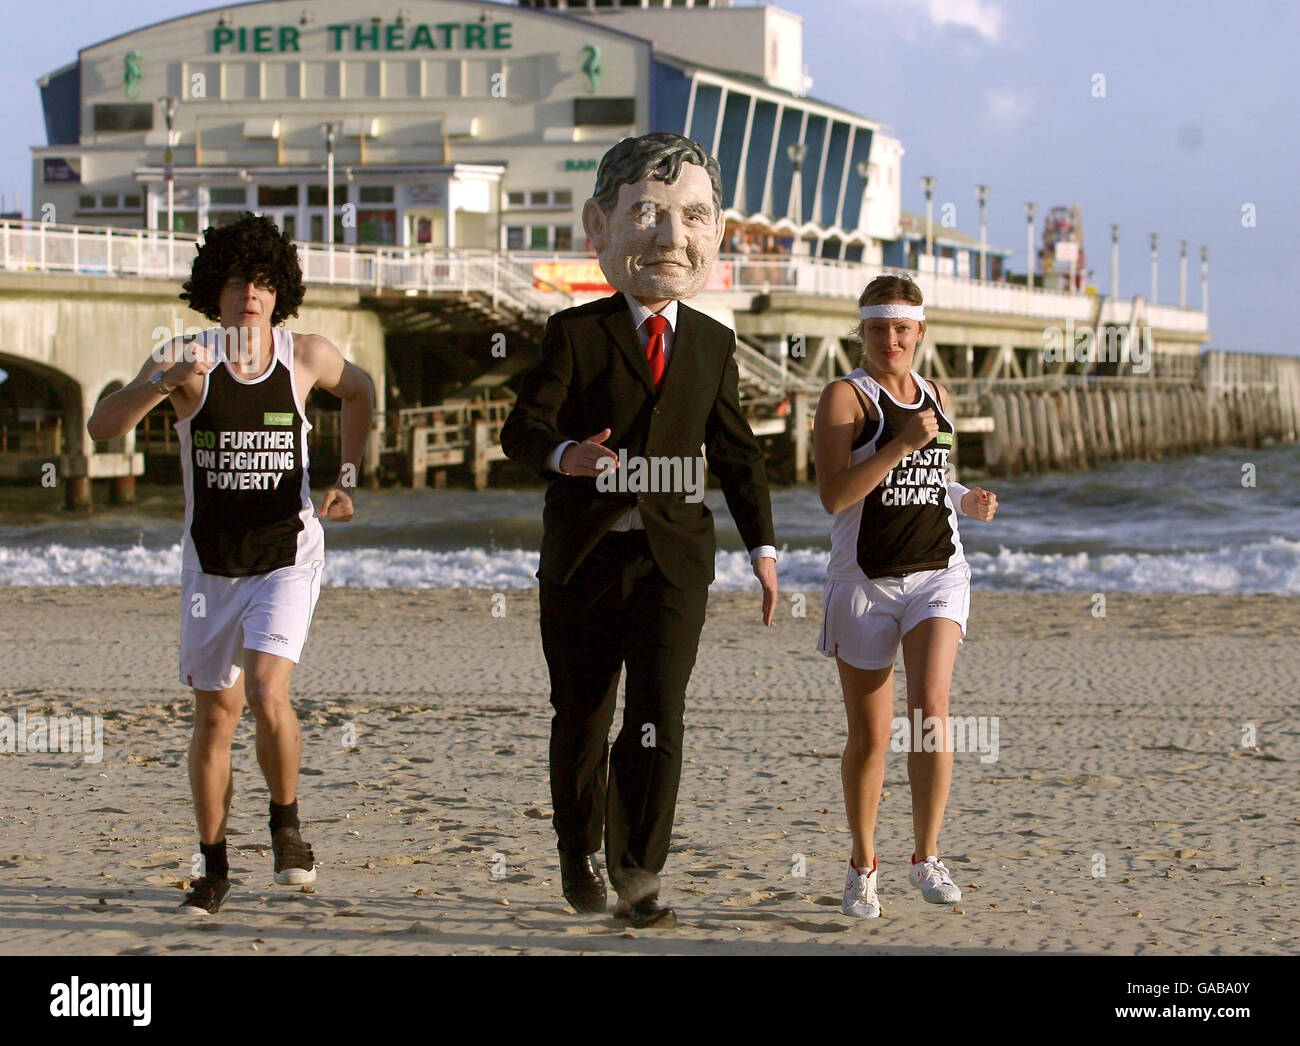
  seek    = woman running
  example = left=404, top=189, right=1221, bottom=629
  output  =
left=813, top=273, right=998, bottom=918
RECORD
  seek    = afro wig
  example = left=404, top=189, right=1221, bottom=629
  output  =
left=180, top=212, right=305, bottom=326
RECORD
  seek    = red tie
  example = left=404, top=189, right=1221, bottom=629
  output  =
left=644, top=313, right=669, bottom=389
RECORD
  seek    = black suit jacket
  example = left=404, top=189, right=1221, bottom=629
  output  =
left=500, top=292, right=776, bottom=589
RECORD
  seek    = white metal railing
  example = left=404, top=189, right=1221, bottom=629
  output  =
left=0, top=219, right=1209, bottom=335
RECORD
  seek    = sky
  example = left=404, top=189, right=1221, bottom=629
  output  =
left=1, top=0, right=1295, bottom=352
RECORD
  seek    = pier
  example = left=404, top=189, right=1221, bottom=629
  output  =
left=1, top=217, right=1281, bottom=497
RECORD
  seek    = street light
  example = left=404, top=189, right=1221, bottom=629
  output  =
left=975, top=184, right=989, bottom=282
left=1178, top=240, right=1188, bottom=308
left=158, top=95, right=177, bottom=272
left=1200, top=246, right=1209, bottom=315
left=1149, top=233, right=1159, bottom=305
left=921, top=175, right=935, bottom=276
left=1109, top=223, right=1120, bottom=300
left=855, top=160, right=870, bottom=233
left=787, top=142, right=808, bottom=253
left=321, top=121, right=339, bottom=252
left=1024, top=202, right=1036, bottom=291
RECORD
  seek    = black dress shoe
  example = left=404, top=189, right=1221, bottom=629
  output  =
left=612, top=897, right=677, bottom=929
left=559, top=852, right=607, bottom=913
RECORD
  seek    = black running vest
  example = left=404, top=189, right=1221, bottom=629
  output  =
left=183, top=347, right=310, bottom=576
left=844, top=376, right=959, bottom=578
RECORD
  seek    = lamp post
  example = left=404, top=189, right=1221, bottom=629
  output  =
left=975, top=184, right=989, bottom=282
left=1149, top=233, right=1159, bottom=305
left=159, top=95, right=177, bottom=272
left=786, top=142, right=807, bottom=255
left=855, top=160, right=870, bottom=241
left=1178, top=240, right=1188, bottom=308
left=1110, top=223, right=1120, bottom=300
left=1024, top=202, right=1036, bottom=291
left=1200, top=246, right=1209, bottom=316
left=921, top=175, right=935, bottom=276
left=322, top=121, right=339, bottom=261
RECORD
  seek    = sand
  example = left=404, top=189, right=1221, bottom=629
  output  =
left=0, top=585, right=1296, bottom=955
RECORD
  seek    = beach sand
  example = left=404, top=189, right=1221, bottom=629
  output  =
left=0, top=585, right=1296, bottom=955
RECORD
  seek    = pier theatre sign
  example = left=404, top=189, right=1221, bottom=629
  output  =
left=212, top=20, right=515, bottom=53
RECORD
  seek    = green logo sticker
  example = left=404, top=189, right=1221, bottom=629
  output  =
left=936, top=432, right=954, bottom=446
left=263, top=412, right=294, bottom=426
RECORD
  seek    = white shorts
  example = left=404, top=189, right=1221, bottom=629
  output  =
left=179, top=560, right=323, bottom=691
left=817, top=561, right=971, bottom=670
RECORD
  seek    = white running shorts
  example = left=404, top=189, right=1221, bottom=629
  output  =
left=817, top=561, right=971, bottom=670
left=179, top=560, right=323, bottom=691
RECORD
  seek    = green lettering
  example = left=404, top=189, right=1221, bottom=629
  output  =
left=326, top=25, right=347, bottom=51
left=355, top=23, right=381, bottom=50
left=253, top=26, right=272, bottom=53
left=409, top=24, right=435, bottom=50
left=493, top=23, right=512, bottom=49
left=237, top=27, right=248, bottom=52
left=213, top=27, right=235, bottom=53
left=465, top=23, right=486, bottom=49
left=436, top=22, right=457, bottom=48
left=279, top=26, right=300, bottom=52
left=385, top=23, right=404, bottom=50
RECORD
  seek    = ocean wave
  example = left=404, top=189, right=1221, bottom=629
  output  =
left=2, top=539, right=1298, bottom=594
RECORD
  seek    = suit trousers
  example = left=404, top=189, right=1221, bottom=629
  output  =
left=539, top=528, right=709, bottom=903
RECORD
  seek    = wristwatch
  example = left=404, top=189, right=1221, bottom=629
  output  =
left=150, top=369, right=174, bottom=396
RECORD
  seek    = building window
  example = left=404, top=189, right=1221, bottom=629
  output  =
left=76, top=193, right=145, bottom=213
left=573, top=97, right=636, bottom=126
left=359, top=185, right=395, bottom=204
left=257, top=185, right=299, bottom=207
left=210, top=187, right=248, bottom=206
left=506, top=225, right=572, bottom=250
left=306, top=184, right=349, bottom=206
left=504, top=189, right=574, bottom=210
left=357, top=209, right=397, bottom=244
left=93, top=104, right=153, bottom=133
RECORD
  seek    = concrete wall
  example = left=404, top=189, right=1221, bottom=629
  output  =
left=0, top=271, right=385, bottom=467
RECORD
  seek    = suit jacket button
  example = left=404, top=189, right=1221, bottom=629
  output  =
left=653, top=407, right=661, bottom=414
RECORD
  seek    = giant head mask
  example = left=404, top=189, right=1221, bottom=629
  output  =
left=582, top=132, right=726, bottom=304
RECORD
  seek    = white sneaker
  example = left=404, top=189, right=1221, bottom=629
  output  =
left=909, top=855, right=961, bottom=904
left=842, top=859, right=881, bottom=918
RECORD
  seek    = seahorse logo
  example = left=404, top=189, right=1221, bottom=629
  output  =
left=124, top=50, right=143, bottom=100
left=580, top=44, right=601, bottom=95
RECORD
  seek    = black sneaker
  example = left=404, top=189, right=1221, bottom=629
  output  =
left=272, top=826, right=317, bottom=885
left=181, top=875, right=231, bottom=915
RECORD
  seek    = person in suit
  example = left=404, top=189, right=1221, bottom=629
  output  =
left=500, top=132, right=778, bottom=928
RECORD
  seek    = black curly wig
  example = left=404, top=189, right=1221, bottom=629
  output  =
left=180, top=212, right=305, bottom=326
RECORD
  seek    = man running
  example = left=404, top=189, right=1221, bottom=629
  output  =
left=88, top=212, right=374, bottom=914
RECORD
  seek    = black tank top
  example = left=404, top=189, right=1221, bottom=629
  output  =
left=178, top=331, right=318, bottom=577
left=827, top=370, right=963, bottom=579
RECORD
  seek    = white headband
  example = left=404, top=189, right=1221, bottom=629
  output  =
left=860, top=304, right=925, bottom=321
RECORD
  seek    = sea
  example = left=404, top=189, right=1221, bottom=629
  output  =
left=0, top=444, right=1296, bottom=593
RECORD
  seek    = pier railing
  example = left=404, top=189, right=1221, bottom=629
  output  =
left=0, top=219, right=1207, bottom=334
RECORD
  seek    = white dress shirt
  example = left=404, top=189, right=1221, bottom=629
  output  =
left=545, top=293, right=776, bottom=566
